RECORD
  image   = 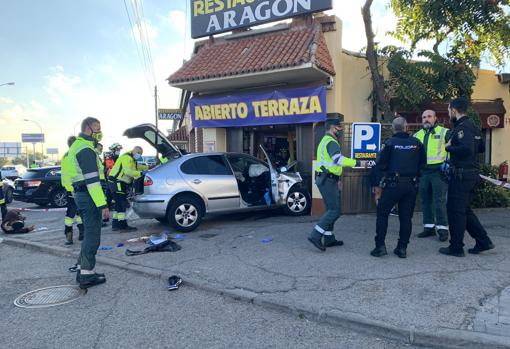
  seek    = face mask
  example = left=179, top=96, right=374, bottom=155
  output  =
left=114, top=150, right=120, bottom=156
left=335, top=131, right=343, bottom=139
left=133, top=153, right=142, bottom=161
left=92, top=131, right=103, bottom=142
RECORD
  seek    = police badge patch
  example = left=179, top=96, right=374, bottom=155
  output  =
left=458, top=130, right=464, bottom=139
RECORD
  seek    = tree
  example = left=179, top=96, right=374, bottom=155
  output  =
left=362, top=0, right=393, bottom=121
left=390, top=0, right=510, bottom=67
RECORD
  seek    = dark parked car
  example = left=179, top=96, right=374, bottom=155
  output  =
left=13, top=166, right=67, bottom=207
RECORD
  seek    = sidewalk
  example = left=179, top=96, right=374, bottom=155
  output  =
left=3, top=207, right=510, bottom=348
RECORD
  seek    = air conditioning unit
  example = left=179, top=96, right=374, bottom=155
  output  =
left=497, top=73, right=510, bottom=84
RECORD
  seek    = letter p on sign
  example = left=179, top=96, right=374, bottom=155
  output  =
left=354, top=126, right=374, bottom=149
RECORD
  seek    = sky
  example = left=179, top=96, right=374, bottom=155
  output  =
left=0, top=0, right=508, bottom=158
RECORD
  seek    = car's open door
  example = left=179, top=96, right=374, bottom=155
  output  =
left=259, top=146, right=280, bottom=203
left=123, top=124, right=182, bottom=161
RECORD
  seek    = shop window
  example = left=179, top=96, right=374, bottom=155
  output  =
left=181, top=155, right=232, bottom=175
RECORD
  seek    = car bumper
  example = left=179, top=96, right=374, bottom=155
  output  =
left=13, top=190, right=48, bottom=204
left=132, top=194, right=169, bottom=219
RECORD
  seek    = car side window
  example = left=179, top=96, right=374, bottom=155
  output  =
left=227, top=156, right=268, bottom=174
left=181, top=155, right=232, bottom=175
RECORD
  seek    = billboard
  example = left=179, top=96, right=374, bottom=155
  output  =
left=191, top=0, right=333, bottom=38
left=0, top=142, right=22, bottom=158
left=21, top=133, right=45, bottom=143
left=190, top=85, right=326, bottom=128
left=158, top=108, right=183, bottom=120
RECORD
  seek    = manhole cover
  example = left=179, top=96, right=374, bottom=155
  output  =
left=14, top=285, right=87, bottom=308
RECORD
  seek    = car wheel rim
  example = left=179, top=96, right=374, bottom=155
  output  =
left=55, top=193, right=67, bottom=207
left=175, top=204, right=198, bottom=227
left=287, top=192, right=306, bottom=212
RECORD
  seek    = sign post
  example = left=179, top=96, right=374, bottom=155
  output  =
left=351, top=122, right=381, bottom=168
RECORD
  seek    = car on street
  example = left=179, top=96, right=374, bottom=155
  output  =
left=13, top=166, right=67, bottom=207
left=124, top=124, right=311, bottom=232
left=1, top=164, right=27, bottom=180
left=2, top=178, right=15, bottom=204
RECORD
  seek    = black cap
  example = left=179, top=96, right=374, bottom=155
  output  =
left=325, top=113, right=344, bottom=129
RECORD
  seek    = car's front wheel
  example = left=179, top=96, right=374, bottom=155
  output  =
left=50, top=189, right=68, bottom=208
left=167, top=195, right=203, bottom=232
left=284, top=187, right=311, bottom=216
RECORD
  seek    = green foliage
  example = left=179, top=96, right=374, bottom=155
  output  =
left=390, top=0, right=510, bottom=67
left=472, top=165, right=510, bottom=208
left=382, top=47, right=477, bottom=111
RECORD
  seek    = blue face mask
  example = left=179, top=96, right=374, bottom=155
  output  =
left=133, top=153, right=142, bottom=161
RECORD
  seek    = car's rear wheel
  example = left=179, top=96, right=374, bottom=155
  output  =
left=167, top=195, right=203, bottom=232
left=284, top=187, right=311, bottom=216
left=50, top=189, right=68, bottom=208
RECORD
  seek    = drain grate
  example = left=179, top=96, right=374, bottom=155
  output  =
left=14, top=285, right=86, bottom=308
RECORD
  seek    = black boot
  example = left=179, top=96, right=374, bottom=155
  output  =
left=64, top=226, right=73, bottom=245
left=468, top=242, right=495, bottom=254
left=307, top=229, right=325, bottom=252
left=77, top=224, right=84, bottom=241
left=112, top=219, right=120, bottom=231
left=393, top=246, right=407, bottom=258
left=437, top=229, right=449, bottom=242
left=370, top=245, right=388, bottom=257
left=417, top=227, right=435, bottom=238
left=79, top=273, right=106, bottom=289
left=120, top=220, right=137, bottom=232
left=439, top=246, right=465, bottom=257
left=324, top=235, right=344, bottom=247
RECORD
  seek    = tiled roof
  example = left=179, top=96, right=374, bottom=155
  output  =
left=167, top=126, right=189, bottom=142
left=168, top=23, right=336, bottom=84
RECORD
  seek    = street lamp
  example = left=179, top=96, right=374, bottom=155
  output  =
left=23, top=118, right=44, bottom=165
left=0, top=82, right=15, bottom=87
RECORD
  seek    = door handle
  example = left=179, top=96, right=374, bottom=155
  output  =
left=192, top=179, right=202, bottom=184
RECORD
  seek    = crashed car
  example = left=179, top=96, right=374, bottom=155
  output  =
left=124, top=124, right=311, bottom=232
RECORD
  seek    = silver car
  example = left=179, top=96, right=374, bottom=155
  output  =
left=124, top=124, right=311, bottom=232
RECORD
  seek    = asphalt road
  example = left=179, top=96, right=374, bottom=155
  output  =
left=0, top=243, right=425, bottom=349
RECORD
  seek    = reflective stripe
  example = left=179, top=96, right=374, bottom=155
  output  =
left=64, top=217, right=74, bottom=226
left=112, top=212, right=118, bottom=219
left=437, top=127, right=446, bottom=157
left=0, top=199, right=5, bottom=205
left=117, top=212, right=126, bottom=220
left=436, top=225, right=448, bottom=230
left=84, top=171, right=99, bottom=179
left=86, top=182, right=102, bottom=190
left=80, top=269, right=95, bottom=275
left=76, top=215, right=82, bottom=224
left=317, top=161, right=336, bottom=167
left=314, top=225, right=325, bottom=234
left=323, top=231, right=333, bottom=236
left=424, top=224, right=435, bottom=228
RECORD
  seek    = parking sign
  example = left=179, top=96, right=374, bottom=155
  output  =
left=351, top=123, right=381, bottom=168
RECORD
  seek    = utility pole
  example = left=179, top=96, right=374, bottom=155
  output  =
left=155, top=85, right=159, bottom=149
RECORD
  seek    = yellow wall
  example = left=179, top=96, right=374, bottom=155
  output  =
left=472, top=69, right=510, bottom=165
left=339, top=53, right=373, bottom=123
left=323, top=17, right=343, bottom=114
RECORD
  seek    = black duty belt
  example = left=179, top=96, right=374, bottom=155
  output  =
left=384, top=176, right=417, bottom=183
left=315, top=171, right=339, bottom=181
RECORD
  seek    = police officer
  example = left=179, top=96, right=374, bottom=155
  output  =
left=68, top=117, right=109, bottom=289
left=439, top=97, right=495, bottom=257
left=61, top=136, right=84, bottom=245
left=308, top=113, right=366, bottom=251
left=371, top=117, right=426, bottom=258
left=414, top=110, right=450, bottom=241
left=108, top=146, right=146, bottom=231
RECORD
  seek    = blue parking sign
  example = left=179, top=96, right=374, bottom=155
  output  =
left=351, top=122, right=381, bottom=167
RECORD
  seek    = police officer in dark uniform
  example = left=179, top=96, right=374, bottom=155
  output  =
left=371, top=117, right=426, bottom=258
left=439, top=97, right=495, bottom=257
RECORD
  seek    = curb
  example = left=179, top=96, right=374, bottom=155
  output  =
left=2, top=236, right=510, bottom=349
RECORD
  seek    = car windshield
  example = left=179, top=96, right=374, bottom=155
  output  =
left=2, top=167, right=14, bottom=171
